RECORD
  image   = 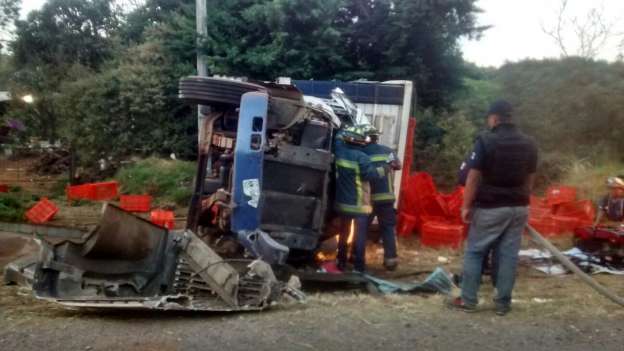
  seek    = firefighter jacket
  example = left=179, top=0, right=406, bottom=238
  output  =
left=362, top=143, right=397, bottom=203
left=334, top=139, right=387, bottom=216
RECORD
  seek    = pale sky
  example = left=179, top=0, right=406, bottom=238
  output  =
left=19, top=0, right=624, bottom=67
left=461, top=0, right=624, bottom=66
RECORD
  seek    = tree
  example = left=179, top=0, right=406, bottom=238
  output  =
left=7, top=0, right=120, bottom=142
left=339, top=0, right=486, bottom=107
left=541, top=0, right=622, bottom=59
left=200, top=0, right=484, bottom=109
left=55, top=7, right=197, bottom=168
left=0, top=0, right=19, bottom=32
left=12, top=0, right=119, bottom=69
left=120, top=0, right=193, bottom=44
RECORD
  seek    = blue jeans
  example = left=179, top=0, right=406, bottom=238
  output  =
left=371, top=202, right=398, bottom=260
left=460, top=206, right=528, bottom=307
left=337, top=215, right=369, bottom=272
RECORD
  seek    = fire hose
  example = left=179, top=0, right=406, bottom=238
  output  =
left=526, top=224, right=624, bottom=307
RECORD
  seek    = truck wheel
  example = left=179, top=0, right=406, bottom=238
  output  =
left=178, top=76, right=266, bottom=106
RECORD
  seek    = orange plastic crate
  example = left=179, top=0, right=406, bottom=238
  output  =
left=150, top=210, right=175, bottom=230
left=66, top=183, right=93, bottom=201
left=421, top=221, right=465, bottom=249
left=25, top=197, right=59, bottom=224
left=120, top=195, right=152, bottom=212
left=546, top=185, right=577, bottom=207
left=529, top=216, right=562, bottom=237
left=552, top=215, right=580, bottom=233
left=90, top=181, right=119, bottom=201
left=397, top=212, right=419, bottom=237
left=555, top=200, right=596, bottom=227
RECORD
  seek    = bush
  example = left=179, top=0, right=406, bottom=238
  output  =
left=115, top=158, right=195, bottom=206
left=560, top=159, right=624, bottom=202
left=414, top=110, right=477, bottom=190
left=0, top=193, right=30, bottom=222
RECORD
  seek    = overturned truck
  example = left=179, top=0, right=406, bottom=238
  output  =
left=181, top=77, right=413, bottom=264
left=6, top=77, right=413, bottom=310
left=181, top=77, right=348, bottom=263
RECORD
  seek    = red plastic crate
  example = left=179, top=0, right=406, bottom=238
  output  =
left=25, top=197, right=59, bottom=224
left=530, top=205, right=552, bottom=220
left=90, top=181, right=119, bottom=201
left=67, top=181, right=119, bottom=201
left=555, top=200, right=596, bottom=227
left=546, top=185, right=577, bottom=207
left=529, top=216, right=562, bottom=237
left=410, top=172, right=437, bottom=200
left=397, top=212, right=419, bottom=237
left=120, top=195, right=152, bottom=212
left=441, top=186, right=464, bottom=220
left=552, top=215, right=580, bottom=233
left=150, top=210, right=175, bottom=230
left=0, top=184, right=8, bottom=193
left=66, top=183, right=93, bottom=201
left=421, top=221, right=465, bottom=249
left=530, top=195, right=548, bottom=207
left=421, top=194, right=449, bottom=217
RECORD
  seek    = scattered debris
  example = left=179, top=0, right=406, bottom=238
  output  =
left=29, top=149, right=70, bottom=175
left=5, top=204, right=304, bottom=312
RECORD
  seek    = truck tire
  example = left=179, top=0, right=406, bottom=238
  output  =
left=178, top=76, right=266, bottom=106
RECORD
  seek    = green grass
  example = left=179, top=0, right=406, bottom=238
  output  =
left=115, top=157, right=195, bottom=206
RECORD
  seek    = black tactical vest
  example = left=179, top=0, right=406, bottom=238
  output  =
left=475, top=124, right=537, bottom=208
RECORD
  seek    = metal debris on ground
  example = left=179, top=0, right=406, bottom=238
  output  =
left=519, top=248, right=624, bottom=276
left=3, top=204, right=304, bottom=312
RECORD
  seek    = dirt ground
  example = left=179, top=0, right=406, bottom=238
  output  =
left=1, top=230, right=623, bottom=351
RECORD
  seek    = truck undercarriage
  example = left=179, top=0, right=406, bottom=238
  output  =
left=180, top=77, right=355, bottom=264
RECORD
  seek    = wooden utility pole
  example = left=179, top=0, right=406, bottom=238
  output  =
left=187, top=0, right=210, bottom=231
left=196, top=0, right=208, bottom=120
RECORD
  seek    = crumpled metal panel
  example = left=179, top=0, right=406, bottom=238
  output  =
left=22, top=204, right=303, bottom=312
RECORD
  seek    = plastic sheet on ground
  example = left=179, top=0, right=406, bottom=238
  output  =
left=519, top=248, right=624, bottom=275
left=363, top=267, right=456, bottom=295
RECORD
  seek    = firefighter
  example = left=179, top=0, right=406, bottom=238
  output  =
left=362, top=126, right=401, bottom=271
left=334, top=125, right=389, bottom=272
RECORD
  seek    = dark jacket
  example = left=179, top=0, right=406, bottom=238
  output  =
left=362, top=143, right=397, bottom=203
left=600, top=196, right=624, bottom=222
left=334, top=139, right=387, bottom=215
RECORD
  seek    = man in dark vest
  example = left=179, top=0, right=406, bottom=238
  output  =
left=448, top=100, right=538, bottom=316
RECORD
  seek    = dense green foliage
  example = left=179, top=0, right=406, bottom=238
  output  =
left=115, top=158, right=195, bottom=205
left=0, top=192, right=31, bottom=222
left=202, top=0, right=484, bottom=108
left=6, top=0, right=197, bottom=166
left=0, top=0, right=482, bottom=173
left=416, top=58, right=624, bottom=189
left=0, top=0, right=19, bottom=34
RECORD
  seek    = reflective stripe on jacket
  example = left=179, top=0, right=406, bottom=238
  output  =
left=363, top=143, right=396, bottom=203
left=334, top=140, right=386, bottom=215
